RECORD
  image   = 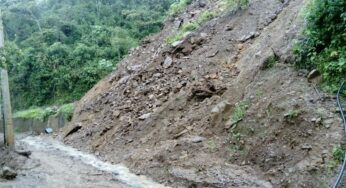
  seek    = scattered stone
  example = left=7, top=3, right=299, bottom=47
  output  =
left=172, top=40, right=184, bottom=48
left=198, top=0, right=206, bottom=7
left=335, top=107, right=346, bottom=113
left=139, top=113, right=151, bottom=120
left=163, top=56, right=173, bottom=69
left=1, top=166, right=17, bottom=180
left=311, top=117, right=322, bottom=124
left=206, top=50, right=219, bottom=58
left=301, top=143, right=312, bottom=150
left=118, top=75, right=131, bottom=84
left=323, top=118, right=334, bottom=126
left=297, top=69, right=309, bottom=77
left=64, top=123, right=82, bottom=138
left=211, top=100, right=231, bottom=114
left=307, top=69, right=320, bottom=82
left=174, top=19, right=183, bottom=29
left=190, top=136, right=206, bottom=143
left=237, top=44, right=244, bottom=50
left=113, top=110, right=121, bottom=118
left=200, top=33, right=208, bottom=38
left=45, top=128, right=54, bottom=134
left=321, top=150, right=328, bottom=163
left=239, top=32, right=256, bottom=42
left=153, top=73, right=162, bottom=78
left=225, top=25, right=234, bottom=31
left=141, top=38, right=152, bottom=44
left=174, top=129, right=188, bottom=139
left=127, top=64, right=142, bottom=73
left=16, top=150, right=32, bottom=158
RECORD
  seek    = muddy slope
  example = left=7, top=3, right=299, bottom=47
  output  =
left=62, top=0, right=343, bottom=187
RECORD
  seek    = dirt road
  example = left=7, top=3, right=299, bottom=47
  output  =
left=0, top=136, right=166, bottom=188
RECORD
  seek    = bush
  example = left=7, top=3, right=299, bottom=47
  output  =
left=58, top=103, right=75, bottom=121
left=295, top=0, right=346, bottom=92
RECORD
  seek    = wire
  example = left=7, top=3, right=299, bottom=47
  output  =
left=333, top=80, right=346, bottom=188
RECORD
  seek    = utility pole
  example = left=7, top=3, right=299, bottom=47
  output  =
left=0, top=10, right=14, bottom=148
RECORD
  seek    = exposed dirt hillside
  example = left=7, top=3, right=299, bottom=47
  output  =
left=61, top=0, right=343, bottom=187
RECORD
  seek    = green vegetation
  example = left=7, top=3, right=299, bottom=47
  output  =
left=13, top=103, right=75, bottom=121
left=1, top=0, right=178, bottom=110
left=263, top=53, right=280, bottom=69
left=219, top=0, right=250, bottom=11
left=227, top=101, right=249, bottom=129
left=166, top=0, right=250, bottom=44
left=284, top=109, right=301, bottom=119
left=14, top=107, right=55, bottom=121
left=168, top=0, right=192, bottom=15
left=226, top=101, right=249, bottom=160
left=166, top=10, right=216, bottom=44
left=295, top=0, right=346, bottom=92
left=58, top=103, right=75, bottom=121
left=333, top=146, right=345, bottom=162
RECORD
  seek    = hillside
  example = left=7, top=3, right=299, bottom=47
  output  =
left=60, top=0, right=344, bottom=187
left=1, top=0, right=175, bottom=109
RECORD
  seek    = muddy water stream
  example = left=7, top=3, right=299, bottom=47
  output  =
left=0, top=136, right=167, bottom=188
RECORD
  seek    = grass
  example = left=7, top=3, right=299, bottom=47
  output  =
left=227, top=101, right=249, bottom=129
left=226, top=100, right=250, bottom=160
left=58, top=103, right=75, bottom=121
left=284, top=109, right=301, bottom=120
left=263, top=53, right=280, bottom=69
left=166, top=0, right=250, bottom=44
left=168, top=0, right=192, bottom=16
left=333, top=146, right=345, bottom=162
left=14, top=107, right=55, bottom=122
left=14, top=103, right=75, bottom=122
left=219, top=0, right=250, bottom=11
left=166, top=10, right=216, bottom=44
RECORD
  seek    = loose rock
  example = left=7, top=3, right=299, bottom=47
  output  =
left=139, top=113, right=151, bottom=120
left=1, top=166, right=17, bottom=180
left=163, top=56, right=173, bottom=69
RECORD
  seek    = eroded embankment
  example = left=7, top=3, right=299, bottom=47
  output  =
left=61, top=0, right=343, bottom=187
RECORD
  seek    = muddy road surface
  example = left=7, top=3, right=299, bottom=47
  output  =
left=0, top=136, right=166, bottom=188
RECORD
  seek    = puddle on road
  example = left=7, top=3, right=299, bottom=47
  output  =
left=21, top=136, right=168, bottom=188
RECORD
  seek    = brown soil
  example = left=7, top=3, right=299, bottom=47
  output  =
left=61, top=0, right=344, bottom=187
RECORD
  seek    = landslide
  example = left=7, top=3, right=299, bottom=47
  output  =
left=62, top=0, right=344, bottom=187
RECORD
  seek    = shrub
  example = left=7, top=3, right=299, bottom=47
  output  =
left=295, top=0, right=346, bottom=92
left=58, top=103, right=75, bottom=121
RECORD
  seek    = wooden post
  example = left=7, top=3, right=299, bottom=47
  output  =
left=0, top=10, right=14, bottom=148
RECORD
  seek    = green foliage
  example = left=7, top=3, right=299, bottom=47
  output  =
left=14, top=107, right=55, bottom=121
left=295, top=0, right=346, bottom=92
left=168, top=0, right=192, bottom=16
left=166, top=10, right=216, bottom=44
left=58, top=103, right=75, bottom=121
left=166, top=0, right=250, bottom=44
left=285, top=109, right=301, bottom=119
left=263, top=54, right=280, bottom=69
left=227, top=101, right=249, bottom=129
left=14, top=103, right=75, bottom=121
left=1, top=0, right=176, bottom=109
left=333, top=146, right=345, bottom=162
